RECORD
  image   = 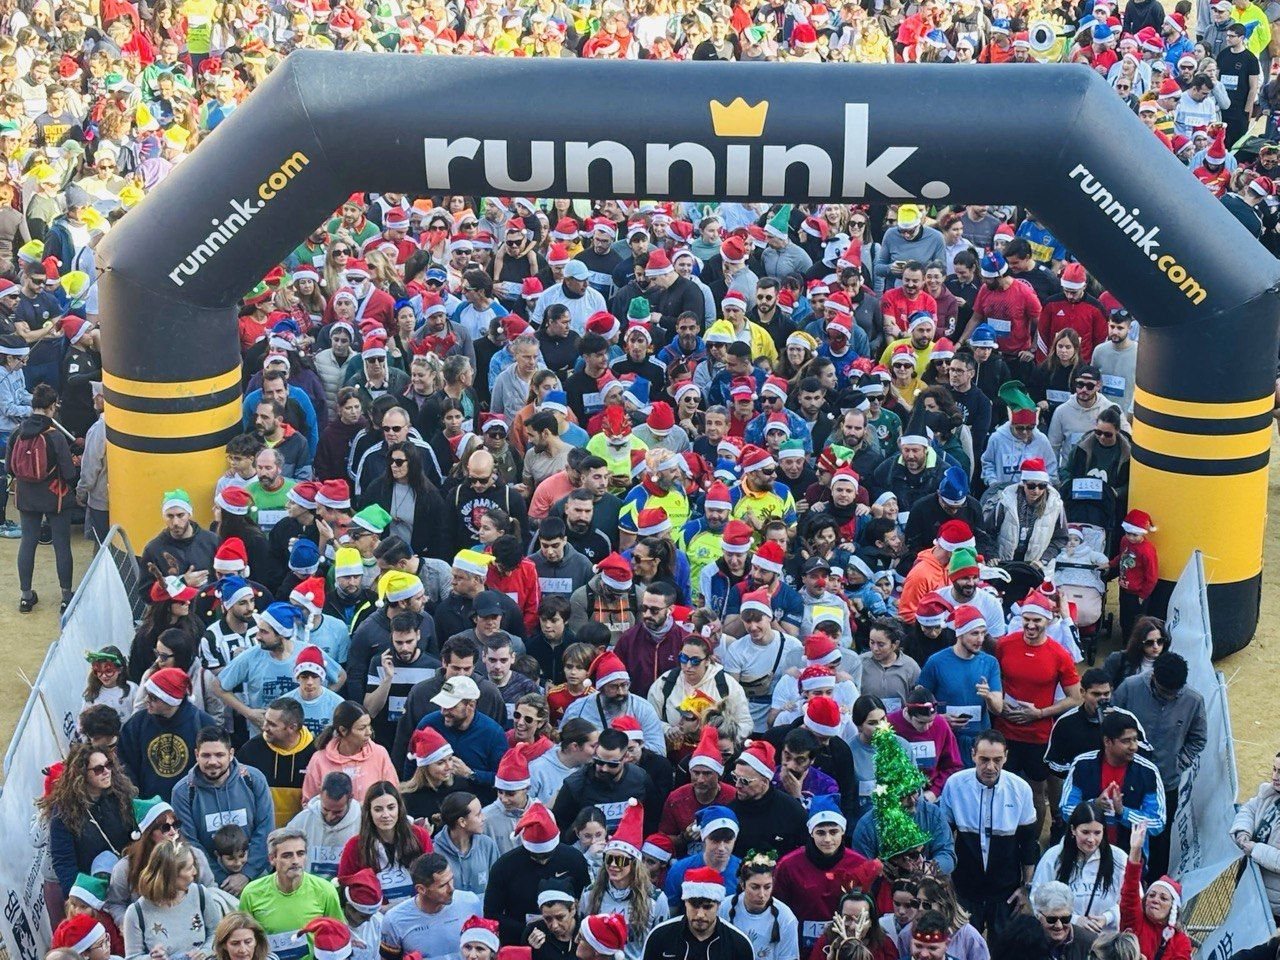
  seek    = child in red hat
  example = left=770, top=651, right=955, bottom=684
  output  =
left=1112, top=509, right=1159, bottom=640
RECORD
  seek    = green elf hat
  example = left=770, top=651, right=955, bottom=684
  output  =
left=131, top=796, right=176, bottom=838
left=161, top=488, right=192, bottom=515
left=69, top=873, right=110, bottom=910
left=627, top=297, right=651, bottom=320
left=765, top=204, right=792, bottom=240
left=948, top=547, right=980, bottom=581
left=998, top=380, right=1038, bottom=426
left=350, top=504, right=392, bottom=535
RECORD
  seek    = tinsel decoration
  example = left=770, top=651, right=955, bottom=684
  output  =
left=871, top=722, right=932, bottom=860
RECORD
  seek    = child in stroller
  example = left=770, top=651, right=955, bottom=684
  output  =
left=1048, top=523, right=1113, bottom=663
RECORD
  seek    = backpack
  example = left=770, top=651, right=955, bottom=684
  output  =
left=11, top=429, right=51, bottom=483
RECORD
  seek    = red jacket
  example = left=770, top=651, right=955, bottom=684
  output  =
left=1037, top=296, right=1109, bottom=363
left=657, top=781, right=737, bottom=845
left=1113, top=536, right=1159, bottom=600
left=322, top=286, right=397, bottom=333
left=612, top=620, right=690, bottom=696
left=1120, top=859, right=1193, bottom=960
left=487, top=558, right=542, bottom=634
left=774, top=846, right=883, bottom=948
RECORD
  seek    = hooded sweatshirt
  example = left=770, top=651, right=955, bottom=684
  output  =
left=480, top=798, right=527, bottom=856
left=236, top=727, right=316, bottom=826
left=171, top=757, right=275, bottom=881
left=300, top=736, right=399, bottom=806
left=285, top=794, right=361, bottom=878
left=530, top=542, right=595, bottom=600
left=118, top=699, right=216, bottom=800
left=432, top=824, right=501, bottom=895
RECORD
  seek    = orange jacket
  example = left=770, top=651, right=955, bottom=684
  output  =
left=897, top=547, right=947, bottom=623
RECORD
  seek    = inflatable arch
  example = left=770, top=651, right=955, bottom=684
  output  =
left=97, top=52, right=1280, bottom=654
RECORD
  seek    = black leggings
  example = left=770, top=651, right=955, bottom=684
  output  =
left=17, top=509, right=74, bottom=595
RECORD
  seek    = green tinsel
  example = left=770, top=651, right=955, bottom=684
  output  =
left=871, top=724, right=931, bottom=860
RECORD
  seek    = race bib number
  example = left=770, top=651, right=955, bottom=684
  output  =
left=596, top=800, right=630, bottom=826
left=268, top=931, right=306, bottom=960
left=1100, top=374, right=1126, bottom=398
left=897, top=511, right=909, bottom=527
left=256, top=508, right=287, bottom=530
left=204, top=808, right=249, bottom=832
left=312, top=253, right=325, bottom=268
left=1072, top=477, right=1104, bottom=500
left=883, top=697, right=903, bottom=714
left=539, top=577, right=573, bottom=595
left=988, top=317, right=1011, bottom=334
left=908, top=740, right=937, bottom=764
left=802, top=921, right=827, bottom=945
left=1046, top=389, right=1070, bottom=404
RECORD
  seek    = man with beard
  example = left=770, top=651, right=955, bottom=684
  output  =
left=552, top=726, right=662, bottom=834
left=826, top=408, right=884, bottom=481
left=564, top=333, right=614, bottom=422
left=559, top=650, right=666, bottom=751
left=699, top=519, right=753, bottom=613
left=570, top=549, right=640, bottom=640
left=898, top=520, right=974, bottom=625
left=870, top=432, right=947, bottom=513
left=322, top=548, right=375, bottom=630
left=656, top=311, right=706, bottom=376
left=551, top=489, right=615, bottom=565
left=879, top=261, right=938, bottom=338
left=285, top=772, right=360, bottom=878
left=532, top=260, right=609, bottom=336
left=613, top=580, right=688, bottom=695
left=575, top=219, right=624, bottom=298
left=730, top=445, right=797, bottom=535
left=934, top=548, right=1007, bottom=642
left=622, top=448, right=690, bottom=535
left=1036, top=263, right=1108, bottom=363
left=413, top=675, right=509, bottom=802
left=1090, top=308, right=1138, bottom=413
left=644, top=248, right=706, bottom=335
left=880, top=312, right=938, bottom=379
left=961, top=251, right=1042, bottom=382
left=904, top=466, right=993, bottom=558
left=791, top=376, right=836, bottom=452
left=485, top=803, right=592, bottom=945
left=946, top=353, right=992, bottom=462
left=140, top=488, right=220, bottom=594
left=240, top=830, right=343, bottom=938
left=919, top=605, right=1005, bottom=760
left=645, top=867, right=753, bottom=960
left=446, top=448, right=529, bottom=557
left=364, top=613, right=442, bottom=748
left=724, top=541, right=804, bottom=637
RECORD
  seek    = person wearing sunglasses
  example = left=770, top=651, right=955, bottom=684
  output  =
left=550, top=728, right=662, bottom=840
left=579, top=802, right=667, bottom=958
left=1103, top=617, right=1169, bottom=688
left=1046, top=366, right=1117, bottom=474
left=989, top=457, right=1068, bottom=571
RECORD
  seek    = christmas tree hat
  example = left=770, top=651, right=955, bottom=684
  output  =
left=871, top=723, right=932, bottom=860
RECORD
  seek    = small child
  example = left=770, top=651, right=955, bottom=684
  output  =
left=545, top=641, right=595, bottom=725
left=340, top=870, right=384, bottom=960
left=82, top=648, right=136, bottom=721
left=211, top=823, right=249, bottom=891
left=64, top=873, right=124, bottom=958
left=571, top=806, right=607, bottom=884
left=871, top=568, right=900, bottom=618
left=1112, top=509, right=1159, bottom=640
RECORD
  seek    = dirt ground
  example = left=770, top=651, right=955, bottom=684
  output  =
left=1, top=447, right=1279, bottom=790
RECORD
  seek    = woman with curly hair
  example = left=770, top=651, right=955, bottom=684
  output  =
left=808, top=889, right=894, bottom=960
left=40, top=741, right=138, bottom=894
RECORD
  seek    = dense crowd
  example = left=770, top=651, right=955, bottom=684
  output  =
left=3, top=0, right=1280, bottom=958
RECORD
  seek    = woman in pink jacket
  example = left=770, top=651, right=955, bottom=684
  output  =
left=301, top=701, right=399, bottom=804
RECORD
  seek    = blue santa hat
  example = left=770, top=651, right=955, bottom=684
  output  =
left=714, top=459, right=741, bottom=483
left=218, top=575, right=254, bottom=607
left=938, top=466, right=970, bottom=506
left=806, top=793, right=848, bottom=833
left=980, top=251, right=1009, bottom=279
left=271, top=316, right=301, bottom=337
left=289, top=538, right=320, bottom=574
left=1091, top=21, right=1112, bottom=40
left=256, top=601, right=301, bottom=637
left=970, top=324, right=999, bottom=349
left=695, top=805, right=739, bottom=839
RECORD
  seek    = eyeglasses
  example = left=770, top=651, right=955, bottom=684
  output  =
left=641, top=604, right=669, bottom=614
left=1041, top=915, right=1073, bottom=927
left=88, top=762, right=110, bottom=775
left=678, top=653, right=706, bottom=666
left=896, top=898, right=922, bottom=909
left=331, top=247, right=350, bottom=255
left=390, top=457, right=408, bottom=466
left=155, top=651, right=174, bottom=661
left=918, top=899, right=937, bottom=910
left=1115, top=83, right=1131, bottom=90
left=852, top=219, right=867, bottom=227
left=382, top=424, right=407, bottom=433
left=469, top=474, right=494, bottom=485
left=732, top=775, right=759, bottom=787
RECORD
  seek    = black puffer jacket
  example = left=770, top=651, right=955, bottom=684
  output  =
left=6, top=412, right=78, bottom=514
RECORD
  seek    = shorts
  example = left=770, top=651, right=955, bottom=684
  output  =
left=1005, top=738, right=1050, bottom=783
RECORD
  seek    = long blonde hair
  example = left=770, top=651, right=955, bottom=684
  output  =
left=137, top=840, right=197, bottom=905
left=585, top=854, right=656, bottom=944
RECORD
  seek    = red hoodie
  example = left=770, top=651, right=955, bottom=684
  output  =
left=487, top=558, right=542, bottom=634
left=775, top=846, right=883, bottom=950
left=1113, top=535, right=1159, bottom=601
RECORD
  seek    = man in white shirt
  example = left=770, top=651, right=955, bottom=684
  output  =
left=531, top=260, right=609, bottom=335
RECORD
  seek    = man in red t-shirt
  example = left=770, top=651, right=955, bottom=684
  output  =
left=993, top=590, right=1082, bottom=834
left=880, top=262, right=938, bottom=338
left=961, top=251, right=1041, bottom=381
left=1035, top=263, right=1109, bottom=363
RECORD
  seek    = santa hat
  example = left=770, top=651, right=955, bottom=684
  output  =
left=296, top=918, right=351, bottom=960
left=800, top=664, right=837, bottom=693
left=831, top=466, right=859, bottom=490
left=682, top=865, right=727, bottom=902
left=703, top=481, right=732, bottom=512
left=214, top=537, right=249, bottom=573
left=635, top=507, right=671, bottom=537
left=590, top=649, right=630, bottom=689
left=1147, top=876, right=1183, bottom=929
left=410, top=727, right=454, bottom=766
left=362, top=332, right=389, bottom=359
left=316, top=479, right=351, bottom=509
left=720, top=237, right=748, bottom=264
left=513, top=801, right=560, bottom=854
left=641, top=833, right=674, bottom=864
left=605, top=799, right=645, bottom=859
left=1122, top=509, right=1156, bottom=535
left=722, top=290, right=747, bottom=313
left=721, top=520, right=753, bottom=554
left=341, top=868, right=383, bottom=915
left=915, top=593, right=953, bottom=628
left=761, top=376, right=789, bottom=402
left=610, top=715, right=644, bottom=743
left=1061, top=263, right=1087, bottom=291
left=1206, top=127, right=1228, bottom=164
left=689, top=724, right=724, bottom=774
left=215, top=485, right=252, bottom=516
left=740, top=445, right=776, bottom=473
left=804, top=695, right=843, bottom=738
left=595, top=552, right=633, bottom=592
left=218, top=575, right=254, bottom=608
left=752, top=541, right=785, bottom=575
left=460, top=917, right=500, bottom=954
left=1016, top=457, right=1050, bottom=484
left=738, top=738, right=776, bottom=779
left=52, top=916, right=106, bottom=955
left=581, top=914, right=628, bottom=956
left=936, top=520, right=975, bottom=552
left=288, top=481, right=319, bottom=512
left=495, top=746, right=532, bottom=792
left=952, top=604, right=987, bottom=637
left=1021, top=590, right=1055, bottom=620
left=645, top=249, right=674, bottom=277
left=806, top=792, right=847, bottom=833
left=804, top=633, right=841, bottom=666
left=144, top=667, right=190, bottom=706
left=293, top=645, right=326, bottom=679
left=739, top=588, right=774, bottom=619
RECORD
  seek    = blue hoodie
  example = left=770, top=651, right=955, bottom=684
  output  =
left=171, top=756, right=275, bottom=881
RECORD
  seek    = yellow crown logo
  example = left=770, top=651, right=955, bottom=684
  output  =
left=709, top=98, right=769, bottom=138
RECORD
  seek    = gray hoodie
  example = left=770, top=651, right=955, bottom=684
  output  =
left=531, top=542, right=595, bottom=599
left=431, top=825, right=500, bottom=896
left=171, top=757, right=274, bottom=881
left=481, top=798, right=526, bottom=856
left=286, top=793, right=361, bottom=878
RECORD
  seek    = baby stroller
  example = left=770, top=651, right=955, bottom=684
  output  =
left=1049, top=523, right=1114, bottom=664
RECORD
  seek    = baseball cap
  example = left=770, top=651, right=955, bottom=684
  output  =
left=803, top=556, right=832, bottom=575
left=563, top=261, right=590, bottom=281
left=473, top=590, right=505, bottom=618
left=431, top=675, right=482, bottom=708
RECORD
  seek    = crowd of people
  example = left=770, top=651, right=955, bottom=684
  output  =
left=3, top=0, right=1279, bottom=958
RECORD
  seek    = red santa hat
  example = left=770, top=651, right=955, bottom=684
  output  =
left=144, top=666, right=191, bottom=706
left=804, top=695, right=843, bottom=738
left=316, top=479, right=351, bottom=509
left=681, top=866, right=728, bottom=902
left=605, top=799, right=646, bottom=860
left=1020, top=457, right=1051, bottom=484
left=689, top=724, right=725, bottom=774
left=1021, top=590, right=1055, bottom=620
left=738, top=738, right=776, bottom=779
left=288, top=480, right=320, bottom=511
left=589, top=649, right=631, bottom=688
left=290, top=577, right=325, bottom=616
left=460, top=917, right=500, bottom=953
left=596, top=553, right=633, bottom=592
left=610, top=715, right=644, bottom=743
left=804, top=633, right=841, bottom=666
left=915, top=593, right=953, bottom=628
left=951, top=604, right=987, bottom=637
left=494, top=746, right=531, bottom=791
left=296, top=918, right=351, bottom=960
left=641, top=833, right=674, bottom=863
left=645, top=249, right=674, bottom=277
left=1060, top=262, right=1087, bottom=291
left=410, top=727, right=453, bottom=766
left=293, top=644, right=327, bottom=679
left=341, top=868, right=383, bottom=915
left=513, top=801, right=561, bottom=854
left=739, top=445, right=776, bottom=473
left=936, top=520, right=976, bottom=552
left=546, top=242, right=571, bottom=266
left=721, top=520, right=753, bottom=554
left=704, top=481, right=732, bottom=512
left=722, top=290, right=748, bottom=313
left=1122, top=509, right=1156, bottom=535
left=751, top=541, right=786, bottom=575
left=214, top=537, right=249, bottom=573
left=215, top=485, right=252, bottom=516
left=52, top=916, right=106, bottom=954
left=739, top=587, right=774, bottom=619
left=581, top=914, right=628, bottom=957
left=800, top=664, right=837, bottom=693
left=635, top=507, right=671, bottom=537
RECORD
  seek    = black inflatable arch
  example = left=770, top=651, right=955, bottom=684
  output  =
left=97, top=52, right=1280, bottom=653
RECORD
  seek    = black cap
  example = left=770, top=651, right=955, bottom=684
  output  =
left=473, top=590, right=504, bottom=618
left=1075, top=365, right=1101, bottom=382
left=803, top=556, right=832, bottom=575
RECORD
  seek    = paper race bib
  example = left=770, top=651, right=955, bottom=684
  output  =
left=883, top=697, right=903, bottom=714
left=1046, top=389, right=1070, bottom=404
left=268, top=931, right=306, bottom=960
left=897, top=511, right=909, bottom=527
left=256, top=508, right=288, bottom=530
left=379, top=863, right=414, bottom=903
left=946, top=705, right=982, bottom=729
left=988, top=317, right=1012, bottom=334
left=908, top=740, right=937, bottom=764
left=1100, top=374, right=1126, bottom=398
left=1072, top=477, right=1104, bottom=500
left=802, top=921, right=827, bottom=944
left=539, top=577, right=574, bottom=595
left=204, top=808, right=249, bottom=831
